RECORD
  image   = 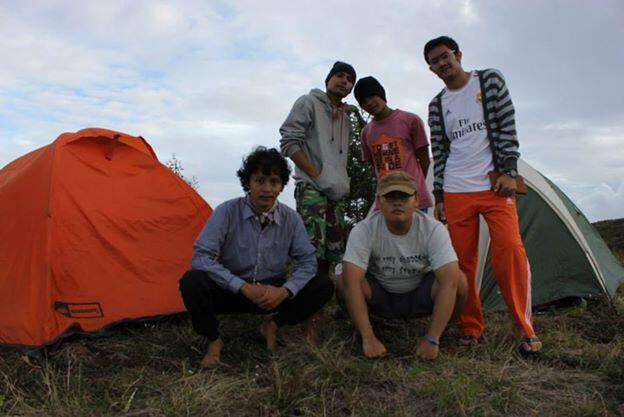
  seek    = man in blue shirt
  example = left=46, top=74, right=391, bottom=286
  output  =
left=179, top=147, right=333, bottom=366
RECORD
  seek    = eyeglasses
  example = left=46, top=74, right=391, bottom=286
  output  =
left=429, top=50, right=456, bottom=67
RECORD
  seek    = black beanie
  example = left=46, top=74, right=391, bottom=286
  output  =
left=325, top=61, right=356, bottom=85
left=354, top=76, right=386, bottom=104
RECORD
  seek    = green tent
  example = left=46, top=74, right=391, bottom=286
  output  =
left=477, top=159, right=624, bottom=309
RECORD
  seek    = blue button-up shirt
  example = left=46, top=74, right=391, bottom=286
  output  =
left=191, top=197, right=317, bottom=296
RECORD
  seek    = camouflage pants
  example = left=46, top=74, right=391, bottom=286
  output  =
left=295, top=182, right=347, bottom=264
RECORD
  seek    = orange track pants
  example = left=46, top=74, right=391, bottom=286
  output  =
left=444, top=190, right=535, bottom=338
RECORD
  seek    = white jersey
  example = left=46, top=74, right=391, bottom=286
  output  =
left=342, top=211, right=457, bottom=293
left=441, top=71, right=493, bottom=193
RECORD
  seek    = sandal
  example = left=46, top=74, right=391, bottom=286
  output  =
left=458, top=335, right=481, bottom=346
left=518, top=337, right=542, bottom=355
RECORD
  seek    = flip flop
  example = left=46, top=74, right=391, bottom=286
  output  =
left=458, top=335, right=481, bottom=346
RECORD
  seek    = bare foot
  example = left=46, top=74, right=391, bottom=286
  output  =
left=303, top=314, right=320, bottom=347
left=200, top=337, right=224, bottom=367
left=259, top=318, right=278, bottom=352
left=362, top=334, right=387, bottom=359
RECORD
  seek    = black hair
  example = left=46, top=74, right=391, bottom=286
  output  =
left=423, top=36, right=460, bottom=64
left=237, top=146, right=291, bottom=192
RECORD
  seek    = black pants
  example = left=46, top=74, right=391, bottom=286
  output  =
left=179, top=270, right=334, bottom=341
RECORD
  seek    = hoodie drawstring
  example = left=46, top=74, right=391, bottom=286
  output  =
left=331, top=105, right=345, bottom=154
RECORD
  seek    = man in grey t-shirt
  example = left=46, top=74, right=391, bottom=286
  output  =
left=339, top=171, right=467, bottom=360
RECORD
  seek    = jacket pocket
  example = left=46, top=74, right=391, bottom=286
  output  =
left=313, top=164, right=350, bottom=201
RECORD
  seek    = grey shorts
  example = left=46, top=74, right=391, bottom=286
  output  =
left=366, top=272, right=435, bottom=319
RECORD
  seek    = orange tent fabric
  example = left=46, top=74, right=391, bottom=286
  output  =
left=0, top=128, right=212, bottom=348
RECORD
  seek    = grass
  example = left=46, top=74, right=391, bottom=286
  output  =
left=1, top=228, right=623, bottom=417
left=1, top=289, right=623, bottom=417
left=594, top=219, right=624, bottom=262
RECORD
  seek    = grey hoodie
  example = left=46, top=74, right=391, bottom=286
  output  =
left=279, top=89, right=351, bottom=201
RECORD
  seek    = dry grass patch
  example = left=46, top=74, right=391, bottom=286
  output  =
left=2, top=292, right=623, bottom=417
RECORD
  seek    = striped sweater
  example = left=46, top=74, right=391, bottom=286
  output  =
left=427, top=69, right=520, bottom=203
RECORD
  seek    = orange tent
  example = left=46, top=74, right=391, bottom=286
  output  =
left=0, top=128, right=212, bottom=349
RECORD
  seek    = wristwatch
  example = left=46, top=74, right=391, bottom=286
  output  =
left=506, top=168, right=518, bottom=178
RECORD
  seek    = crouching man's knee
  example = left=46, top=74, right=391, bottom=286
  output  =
left=179, top=270, right=206, bottom=297
left=301, top=273, right=335, bottom=305
left=316, top=273, right=335, bottom=305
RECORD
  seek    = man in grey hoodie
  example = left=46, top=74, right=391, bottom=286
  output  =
left=280, top=61, right=356, bottom=334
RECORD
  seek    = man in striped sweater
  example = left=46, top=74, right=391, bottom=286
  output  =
left=424, top=36, right=541, bottom=354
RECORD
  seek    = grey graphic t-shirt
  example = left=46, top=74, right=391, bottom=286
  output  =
left=343, top=211, right=457, bottom=293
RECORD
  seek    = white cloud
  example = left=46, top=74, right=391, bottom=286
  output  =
left=576, top=182, right=624, bottom=222
left=459, top=0, right=479, bottom=24
left=1, top=0, right=623, bottom=221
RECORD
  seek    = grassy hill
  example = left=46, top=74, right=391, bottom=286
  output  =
left=594, top=218, right=624, bottom=261
left=1, top=221, right=623, bottom=417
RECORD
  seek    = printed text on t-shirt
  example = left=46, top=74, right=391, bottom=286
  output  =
left=451, top=118, right=486, bottom=141
left=370, top=253, right=428, bottom=278
left=371, top=134, right=405, bottom=176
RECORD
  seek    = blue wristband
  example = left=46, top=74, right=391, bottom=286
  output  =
left=424, top=335, right=439, bottom=346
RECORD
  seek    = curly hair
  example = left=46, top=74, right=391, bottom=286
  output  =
left=236, top=146, right=291, bottom=192
left=423, top=36, right=460, bottom=64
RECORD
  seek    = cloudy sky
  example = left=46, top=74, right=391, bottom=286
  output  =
left=1, top=0, right=622, bottom=221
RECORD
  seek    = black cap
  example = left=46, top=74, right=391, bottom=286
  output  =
left=354, top=76, right=386, bottom=104
left=325, top=61, right=356, bottom=85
